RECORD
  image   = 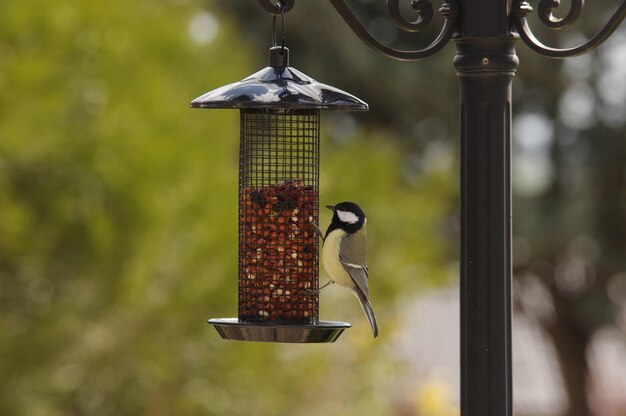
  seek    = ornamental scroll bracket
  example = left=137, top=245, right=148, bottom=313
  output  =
left=257, top=0, right=459, bottom=61
left=513, top=0, right=626, bottom=58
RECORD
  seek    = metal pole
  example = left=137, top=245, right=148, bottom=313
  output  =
left=454, top=1, right=516, bottom=415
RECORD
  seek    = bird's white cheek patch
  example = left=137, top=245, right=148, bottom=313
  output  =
left=337, top=210, right=359, bottom=224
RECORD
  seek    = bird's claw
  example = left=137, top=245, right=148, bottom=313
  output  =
left=308, top=221, right=324, bottom=239
left=303, top=280, right=333, bottom=296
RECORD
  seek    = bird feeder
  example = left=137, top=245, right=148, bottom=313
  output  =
left=192, top=45, right=368, bottom=343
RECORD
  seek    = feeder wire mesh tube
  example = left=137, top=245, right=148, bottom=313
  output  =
left=238, top=109, right=320, bottom=324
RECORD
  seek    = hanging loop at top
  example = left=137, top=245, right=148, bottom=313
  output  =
left=258, top=0, right=295, bottom=15
left=272, top=2, right=287, bottom=51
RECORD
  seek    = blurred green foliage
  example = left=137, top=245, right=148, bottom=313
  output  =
left=0, top=1, right=456, bottom=415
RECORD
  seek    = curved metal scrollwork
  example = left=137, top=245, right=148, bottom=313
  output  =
left=538, top=0, right=584, bottom=29
left=513, top=0, right=626, bottom=58
left=329, top=0, right=459, bottom=61
left=387, top=0, right=433, bottom=32
left=257, top=0, right=295, bottom=15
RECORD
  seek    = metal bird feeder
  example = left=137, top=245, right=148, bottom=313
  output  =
left=192, top=26, right=367, bottom=342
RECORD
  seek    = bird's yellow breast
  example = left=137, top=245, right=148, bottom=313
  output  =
left=321, top=229, right=354, bottom=288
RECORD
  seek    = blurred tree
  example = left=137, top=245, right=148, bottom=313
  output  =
left=4, top=0, right=624, bottom=414
left=0, top=0, right=455, bottom=415
left=512, top=6, right=626, bottom=415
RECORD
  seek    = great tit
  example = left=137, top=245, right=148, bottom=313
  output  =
left=318, top=202, right=378, bottom=338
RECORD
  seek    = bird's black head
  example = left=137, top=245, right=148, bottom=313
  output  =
left=325, top=201, right=366, bottom=236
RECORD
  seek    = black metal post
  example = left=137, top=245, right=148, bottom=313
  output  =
left=454, top=1, right=516, bottom=415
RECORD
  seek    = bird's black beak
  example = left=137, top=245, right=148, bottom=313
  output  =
left=326, top=205, right=335, bottom=211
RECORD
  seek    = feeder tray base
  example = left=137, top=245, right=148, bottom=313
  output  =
left=208, top=318, right=351, bottom=343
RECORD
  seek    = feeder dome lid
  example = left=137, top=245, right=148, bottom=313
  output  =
left=191, top=47, right=368, bottom=111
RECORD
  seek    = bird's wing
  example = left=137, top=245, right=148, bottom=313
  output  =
left=339, top=227, right=369, bottom=297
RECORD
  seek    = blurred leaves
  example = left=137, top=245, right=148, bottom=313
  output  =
left=0, top=0, right=456, bottom=415
left=4, top=0, right=625, bottom=414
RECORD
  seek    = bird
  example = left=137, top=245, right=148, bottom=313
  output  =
left=315, top=201, right=378, bottom=338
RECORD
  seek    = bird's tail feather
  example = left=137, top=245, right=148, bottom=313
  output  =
left=355, top=289, right=379, bottom=338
